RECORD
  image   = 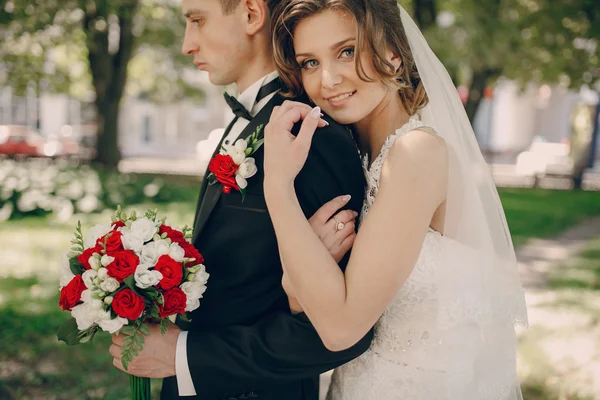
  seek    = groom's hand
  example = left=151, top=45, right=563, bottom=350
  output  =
left=109, top=322, right=181, bottom=378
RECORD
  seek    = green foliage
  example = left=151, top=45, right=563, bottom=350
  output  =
left=422, top=0, right=599, bottom=89
left=0, top=0, right=203, bottom=102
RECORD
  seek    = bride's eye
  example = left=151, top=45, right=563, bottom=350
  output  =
left=340, top=47, right=355, bottom=59
left=300, top=59, right=319, bottom=70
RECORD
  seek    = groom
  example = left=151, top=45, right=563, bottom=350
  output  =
left=109, top=0, right=371, bottom=399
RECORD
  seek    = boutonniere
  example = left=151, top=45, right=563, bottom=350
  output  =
left=207, top=124, right=263, bottom=201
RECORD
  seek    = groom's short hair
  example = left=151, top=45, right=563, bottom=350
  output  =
left=219, top=0, right=280, bottom=15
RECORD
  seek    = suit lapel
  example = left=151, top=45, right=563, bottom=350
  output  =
left=192, top=94, right=284, bottom=242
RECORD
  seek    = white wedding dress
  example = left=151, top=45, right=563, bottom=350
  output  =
left=326, top=117, right=522, bottom=400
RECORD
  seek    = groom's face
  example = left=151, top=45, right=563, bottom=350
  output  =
left=181, top=0, right=250, bottom=86
left=293, top=10, right=390, bottom=125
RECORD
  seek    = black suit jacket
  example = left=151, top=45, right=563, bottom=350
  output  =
left=161, top=93, right=372, bottom=400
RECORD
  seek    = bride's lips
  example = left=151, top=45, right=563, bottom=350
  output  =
left=325, top=90, right=357, bottom=107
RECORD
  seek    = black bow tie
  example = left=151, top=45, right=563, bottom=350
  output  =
left=223, top=93, right=253, bottom=120
left=223, top=77, right=283, bottom=121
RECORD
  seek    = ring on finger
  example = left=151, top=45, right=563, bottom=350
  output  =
left=333, top=217, right=345, bottom=231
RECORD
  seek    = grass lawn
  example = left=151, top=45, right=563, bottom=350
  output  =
left=499, top=188, right=600, bottom=247
left=0, top=187, right=599, bottom=399
left=518, top=236, right=600, bottom=399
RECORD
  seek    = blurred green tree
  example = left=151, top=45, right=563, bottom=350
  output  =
left=422, top=0, right=599, bottom=121
left=0, top=0, right=203, bottom=167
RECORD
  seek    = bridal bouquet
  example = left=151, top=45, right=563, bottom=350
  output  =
left=57, top=207, right=209, bottom=400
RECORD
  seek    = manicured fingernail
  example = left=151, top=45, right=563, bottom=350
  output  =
left=343, top=195, right=351, bottom=202
left=310, top=106, right=321, bottom=118
left=353, top=211, right=358, bottom=216
left=322, top=119, right=329, bottom=126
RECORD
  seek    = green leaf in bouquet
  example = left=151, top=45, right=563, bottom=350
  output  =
left=133, top=334, right=144, bottom=347
left=179, top=314, right=192, bottom=323
left=130, top=347, right=139, bottom=357
left=160, top=320, right=168, bottom=335
left=79, top=326, right=99, bottom=344
left=123, top=335, right=134, bottom=344
left=240, top=188, right=247, bottom=203
left=123, top=275, right=142, bottom=296
left=120, top=325, right=137, bottom=336
left=69, top=258, right=85, bottom=276
left=57, top=318, right=82, bottom=346
left=139, top=324, right=150, bottom=335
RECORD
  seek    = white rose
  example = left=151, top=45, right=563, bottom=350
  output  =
left=226, top=147, right=246, bottom=165
left=71, top=303, right=100, bottom=330
left=134, top=266, right=163, bottom=289
left=121, top=228, right=144, bottom=253
left=82, top=270, right=98, bottom=289
left=101, top=255, right=115, bottom=267
left=84, top=223, right=112, bottom=249
left=130, top=218, right=158, bottom=242
left=168, top=242, right=185, bottom=262
left=140, top=240, right=170, bottom=266
left=192, top=265, right=210, bottom=286
left=59, top=254, right=75, bottom=289
left=80, top=289, right=103, bottom=304
left=96, top=310, right=128, bottom=334
left=185, top=297, right=200, bottom=312
left=181, top=281, right=207, bottom=300
left=100, top=277, right=120, bottom=293
left=235, top=175, right=248, bottom=190
left=97, top=268, right=109, bottom=281
left=234, top=139, right=247, bottom=153
left=236, top=157, right=257, bottom=179
left=88, top=254, right=101, bottom=271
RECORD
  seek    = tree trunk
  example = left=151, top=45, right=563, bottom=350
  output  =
left=82, top=0, right=138, bottom=168
left=413, top=0, right=437, bottom=30
left=465, top=68, right=498, bottom=123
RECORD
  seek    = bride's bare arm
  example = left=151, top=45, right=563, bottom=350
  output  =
left=282, top=195, right=359, bottom=314
left=265, top=130, right=447, bottom=351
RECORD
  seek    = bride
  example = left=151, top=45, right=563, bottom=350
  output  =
left=263, top=0, right=528, bottom=398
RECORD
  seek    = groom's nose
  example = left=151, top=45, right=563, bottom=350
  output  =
left=322, top=68, right=343, bottom=89
left=182, top=27, right=199, bottom=55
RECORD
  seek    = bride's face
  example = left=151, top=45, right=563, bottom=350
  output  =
left=293, top=9, right=392, bottom=125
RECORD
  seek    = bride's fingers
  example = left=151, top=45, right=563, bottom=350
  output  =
left=310, top=195, right=353, bottom=225
left=338, top=232, right=357, bottom=258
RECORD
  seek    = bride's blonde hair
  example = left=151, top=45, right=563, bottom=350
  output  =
left=271, top=0, right=428, bottom=115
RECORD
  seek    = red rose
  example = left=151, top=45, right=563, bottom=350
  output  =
left=158, top=287, right=187, bottom=318
left=106, top=250, right=139, bottom=282
left=112, top=220, right=126, bottom=229
left=96, top=230, right=124, bottom=254
left=59, top=275, right=87, bottom=311
left=112, top=288, right=146, bottom=320
left=159, top=225, right=186, bottom=245
left=77, top=245, right=101, bottom=270
left=155, top=255, right=183, bottom=291
left=180, top=242, right=204, bottom=266
left=208, top=154, right=240, bottom=190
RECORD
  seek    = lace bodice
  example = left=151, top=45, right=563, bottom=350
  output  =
left=327, top=118, right=521, bottom=400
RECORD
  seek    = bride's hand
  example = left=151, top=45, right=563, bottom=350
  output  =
left=264, top=101, right=328, bottom=187
left=309, top=194, right=358, bottom=263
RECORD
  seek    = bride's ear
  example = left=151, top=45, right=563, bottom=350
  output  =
left=387, top=50, right=402, bottom=73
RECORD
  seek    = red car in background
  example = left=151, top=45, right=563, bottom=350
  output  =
left=0, top=125, right=45, bottom=157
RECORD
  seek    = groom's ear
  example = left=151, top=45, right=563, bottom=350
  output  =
left=243, top=0, right=269, bottom=36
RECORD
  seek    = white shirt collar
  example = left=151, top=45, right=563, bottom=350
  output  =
left=235, top=70, right=280, bottom=117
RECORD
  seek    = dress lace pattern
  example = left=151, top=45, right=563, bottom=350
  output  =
left=327, top=117, right=521, bottom=400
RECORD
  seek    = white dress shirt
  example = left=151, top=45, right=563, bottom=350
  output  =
left=175, top=70, right=280, bottom=396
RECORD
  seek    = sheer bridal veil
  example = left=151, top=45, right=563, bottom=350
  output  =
left=398, top=4, right=528, bottom=399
